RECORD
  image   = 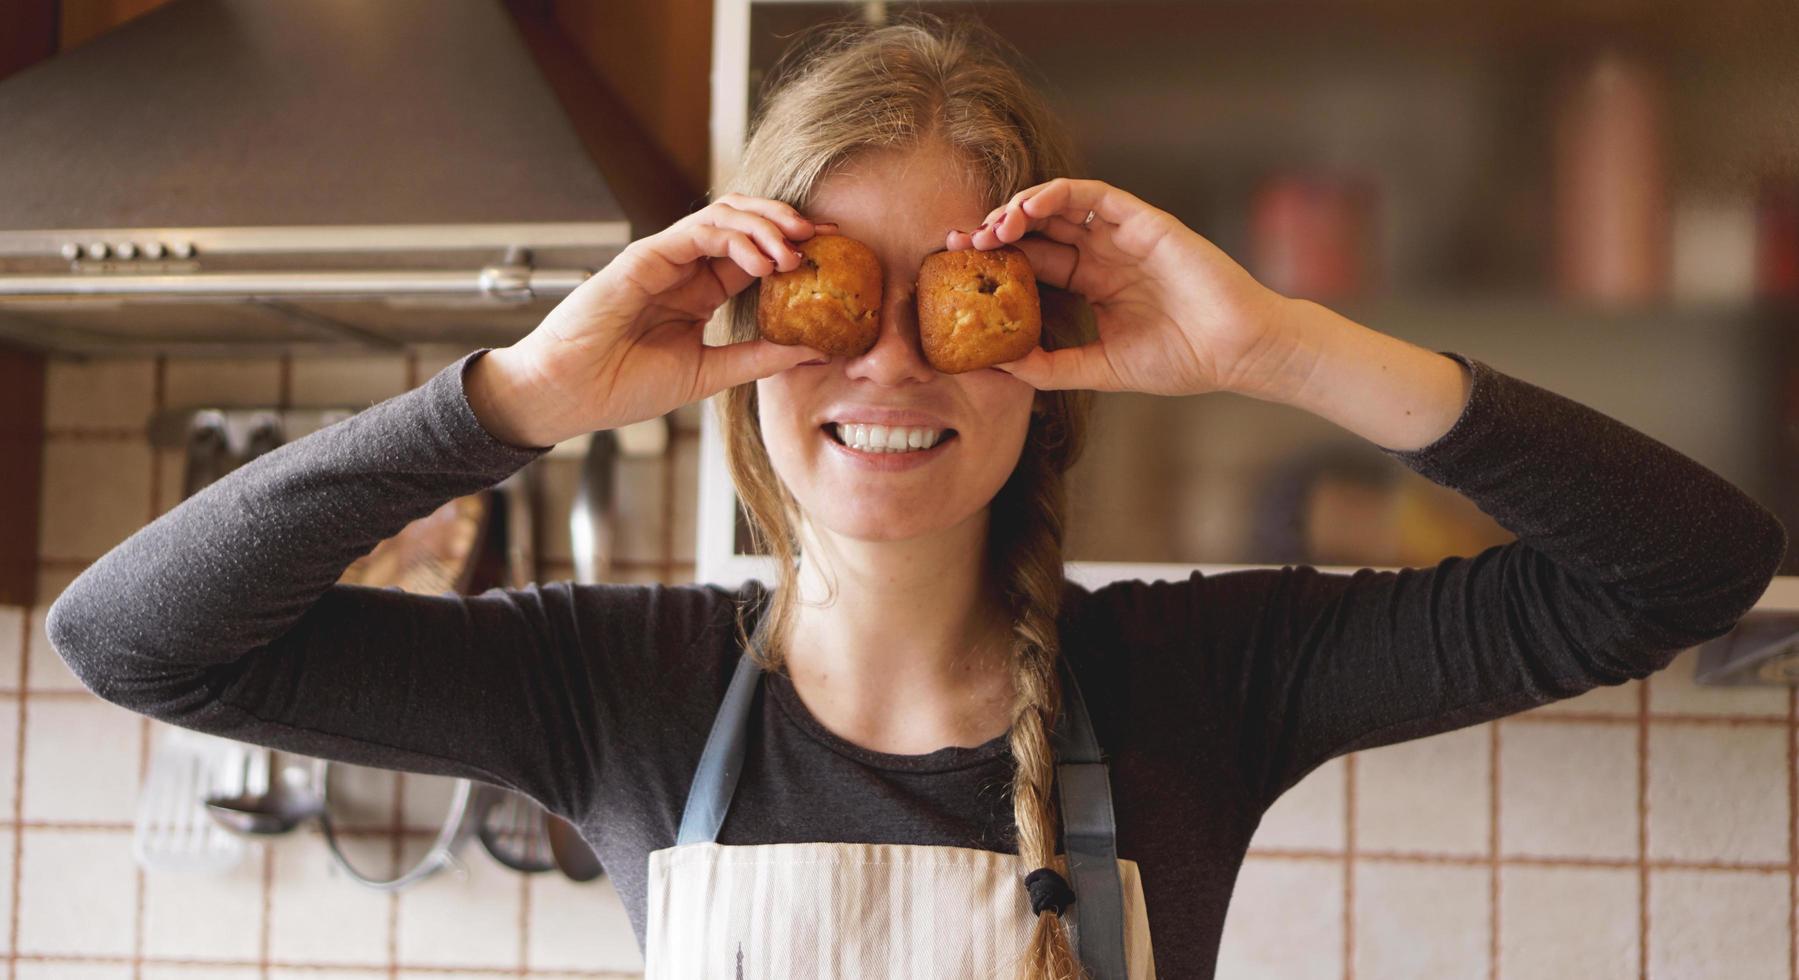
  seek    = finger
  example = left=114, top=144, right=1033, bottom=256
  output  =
left=1010, top=236, right=1081, bottom=293
left=627, top=224, right=768, bottom=295
left=707, top=254, right=756, bottom=297
left=709, top=225, right=780, bottom=280
left=992, top=342, right=1120, bottom=392
left=1017, top=178, right=1123, bottom=228
left=1035, top=214, right=1093, bottom=246
left=711, top=193, right=821, bottom=244
left=691, top=338, right=827, bottom=400
left=702, top=206, right=805, bottom=273
left=709, top=221, right=841, bottom=297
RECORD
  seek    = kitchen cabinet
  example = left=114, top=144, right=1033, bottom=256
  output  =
left=697, top=0, right=1799, bottom=610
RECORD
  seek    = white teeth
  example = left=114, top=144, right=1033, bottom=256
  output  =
left=831, top=423, right=947, bottom=453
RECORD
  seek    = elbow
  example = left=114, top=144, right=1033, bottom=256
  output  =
left=45, top=579, right=192, bottom=716
left=1627, top=508, right=1789, bottom=654
left=1714, top=507, right=1789, bottom=628
left=45, top=580, right=125, bottom=703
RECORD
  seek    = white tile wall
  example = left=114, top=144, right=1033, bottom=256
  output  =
left=1352, top=861, right=1489, bottom=977
left=1648, top=868, right=1789, bottom=979
left=1499, top=865, right=1640, bottom=979
left=1499, top=720, right=1638, bottom=861
left=17, top=348, right=1798, bottom=979
left=1355, top=723, right=1490, bottom=856
left=22, top=350, right=662, bottom=978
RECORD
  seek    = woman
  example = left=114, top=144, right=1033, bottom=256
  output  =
left=47, top=13, right=1785, bottom=980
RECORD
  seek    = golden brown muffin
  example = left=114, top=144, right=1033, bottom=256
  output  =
left=916, top=245, right=1041, bottom=374
left=757, top=233, right=883, bottom=357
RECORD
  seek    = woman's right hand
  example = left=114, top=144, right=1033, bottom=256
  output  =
left=472, top=195, right=837, bottom=448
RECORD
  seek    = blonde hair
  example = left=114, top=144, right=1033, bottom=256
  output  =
left=706, top=11, right=1095, bottom=979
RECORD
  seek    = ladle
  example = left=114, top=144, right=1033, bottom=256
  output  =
left=204, top=751, right=324, bottom=835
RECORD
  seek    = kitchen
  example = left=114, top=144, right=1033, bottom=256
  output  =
left=1, top=0, right=1798, bottom=978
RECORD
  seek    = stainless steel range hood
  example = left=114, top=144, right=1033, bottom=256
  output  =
left=0, top=0, right=631, bottom=356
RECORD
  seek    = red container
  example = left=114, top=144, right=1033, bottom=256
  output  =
left=1758, top=178, right=1799, bottom=301
left=1248, top=173, right=1380, bottom=302
left=1552, top=45, right=1669, bottom=307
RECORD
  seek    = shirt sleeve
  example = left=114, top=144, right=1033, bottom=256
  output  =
left=1127, top=350, right=1787, bottom=811
left=42, top=347, right=687, bottom=819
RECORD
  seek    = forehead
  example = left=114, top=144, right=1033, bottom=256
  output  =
left=806, top=145, right=987, bottom=270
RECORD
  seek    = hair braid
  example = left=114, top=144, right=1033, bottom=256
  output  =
left=992, top=393, right=1087, bottom=979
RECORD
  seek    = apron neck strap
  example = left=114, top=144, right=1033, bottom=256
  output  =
left=1049, top=653, right=1132, bottom=980
left=674, top=597, right=1131, bottom=980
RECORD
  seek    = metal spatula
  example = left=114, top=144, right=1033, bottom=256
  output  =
left=132, top=726, right=250, bottom=873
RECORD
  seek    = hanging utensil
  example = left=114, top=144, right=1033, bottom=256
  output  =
left=304, top=488, right=495, bottom=889
left=132, top=726, right=250, bottom=873
left=570, top=430, right=618, bottom=585
left=313, top=757, right=483, bottom=891
left=204, top=750, right=324, bottom=835
left=498, top=467, right=538, bottom=589
left=238, top=410, right=286, bottom=466
left=546, top=812, right=604, bottom=881
left=474, top=784, right=557, bottom=874
left=181, top=410, right=232, bottom=499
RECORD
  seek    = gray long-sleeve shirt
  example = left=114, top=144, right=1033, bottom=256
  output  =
left=46, top=347, right=1787, bottom=978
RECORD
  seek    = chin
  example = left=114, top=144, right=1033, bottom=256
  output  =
left=808, top=484, right=979, bottom=543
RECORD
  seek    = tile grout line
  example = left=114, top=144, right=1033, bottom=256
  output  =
left=1247, top=846, right=1792, bottom=872
left=518, top=861, right=532, bottom=977
left=133, top=715, right=149, bottom=980
left=389, top=772, right=405, bottom=980
left=259, top=845, right=273, bottom=980
left=271, top=352, right=293, bottom=980
left=132, top=348, right=166, bottom=980
left=1489, top=721, right=1501, bottom=980
left=1638, top=679, right=1651, bottom=980
left=7, top=951, right=639, bottom=976
left=6, top=607, right=29, bottom=980
left=1342, top=752, right=1355, bottom=980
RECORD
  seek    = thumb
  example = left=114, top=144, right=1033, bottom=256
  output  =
left=692, top=338, right=827, bottom=401
left=993, top=343, right=1118, bottom=391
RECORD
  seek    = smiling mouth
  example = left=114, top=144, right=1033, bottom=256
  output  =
left=821, top=423, right=958, bottom=454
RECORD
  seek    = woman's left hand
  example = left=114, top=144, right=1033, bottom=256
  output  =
left=946, top=177, right=1296, bottom=398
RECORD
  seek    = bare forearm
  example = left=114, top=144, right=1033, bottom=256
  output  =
left=464, top=346, right=571, bottom=451
left=1249, top=299, right=1473, bottom=453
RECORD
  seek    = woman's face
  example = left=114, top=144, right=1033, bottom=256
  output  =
left=756, top=145, right=1036, bottom=543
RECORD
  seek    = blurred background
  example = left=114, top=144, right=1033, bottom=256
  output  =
left=729, top=2, right=1799, bottom=573
left=1, top=1, right=1797, bottom=979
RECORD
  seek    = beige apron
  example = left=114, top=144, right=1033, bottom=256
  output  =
left=642, top=635, right=1157, bottom=979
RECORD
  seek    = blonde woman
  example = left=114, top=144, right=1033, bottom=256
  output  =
left=49, top=13, right=1785, bottom=980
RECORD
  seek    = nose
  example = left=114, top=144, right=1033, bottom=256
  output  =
left=841, top=282, right=935, bottom=386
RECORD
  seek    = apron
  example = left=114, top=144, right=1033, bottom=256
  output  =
left=643, top=612, right=1157, bottom=979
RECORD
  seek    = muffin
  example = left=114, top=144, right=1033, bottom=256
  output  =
left=916, top=245, right=1041, bottom=373
left=757, top=233, right=883, bottom=357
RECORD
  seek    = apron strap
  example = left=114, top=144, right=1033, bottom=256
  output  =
left=674, top=606, right=773, bottom=846
left=1051, top=654, right=1130, bottom=980
left=674, top=609, right=1130, bottom=980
